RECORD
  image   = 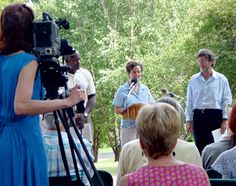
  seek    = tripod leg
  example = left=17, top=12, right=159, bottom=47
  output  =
left=65, top=108, right=104, bottom=186
left=56, top=110, right=85, bottom=186
left=57, top=109, right=92, bottom=185
left=52, top=111, right=72, bottom=181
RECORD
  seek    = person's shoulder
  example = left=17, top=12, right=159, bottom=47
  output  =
left=116, top=82, right=129, bottom=91
left=189, top=72, right=201, bottom=81
left=14, top=52, right=37, bottom=68
left=213, top=147, right=233, bottom=165
left=139, top=83, right=152, bottom=92
left=186, top=163, right=208, bottom=177
left=119, top=173, right=129, bottom=186
left=202, top=142, right=216, bottom=152
left=21, top=52, right=37, bottom=61
left=176, top=139, right=197, bottom=149
left=201, top=143, right=221, bottom=160
left=78, top=67, right=92, bottom=76
left=175, top=139, right=200, bottom=157
left=121, top=139, right=140, bottom=155
left=123, top=139, right=140, bottom=149
left=221, top=146, right=236, bottom=157
left=213, top=70, right=228, bottom=80
left=121, top=140, right=143, bottom=160
left=80, top=67, right=91, bottom=73
left=139, top=82, right=149, bottom=88
left=183, top=162, right=205, bottom=171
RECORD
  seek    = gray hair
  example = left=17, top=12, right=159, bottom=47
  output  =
left=197, top=48, right=216, bottom=66
left=157, top=96, right=184, bottom=126
left=157, top=97, right=182, bottom=114
left=42, top=112, right=62, bottom=129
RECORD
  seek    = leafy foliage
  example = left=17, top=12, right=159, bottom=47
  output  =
left=2, top=0, right=236, bottom=160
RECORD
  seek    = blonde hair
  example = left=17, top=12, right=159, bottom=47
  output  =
left=136, top=103, right=181, bottom=159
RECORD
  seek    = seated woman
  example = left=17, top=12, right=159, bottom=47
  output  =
left=119, top=103, right=210, bottom=186
left=212, top=101, right=236, bottom=179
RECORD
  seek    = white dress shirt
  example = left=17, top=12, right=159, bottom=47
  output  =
left=185, top=70, right=232, bottom=121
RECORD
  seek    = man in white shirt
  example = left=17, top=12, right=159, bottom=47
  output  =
left=185, top=48, right=232, bottom=154
left=64, top=51, right=96, bottom=143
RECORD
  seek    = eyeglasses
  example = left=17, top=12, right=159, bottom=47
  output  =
left=197, top=59, right=209, bottom=63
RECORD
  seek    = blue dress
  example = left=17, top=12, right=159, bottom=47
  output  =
left=0, top=52, right=48, bottom=186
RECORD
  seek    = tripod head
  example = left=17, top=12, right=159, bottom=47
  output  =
left=37, top=57, right=69, bottom=99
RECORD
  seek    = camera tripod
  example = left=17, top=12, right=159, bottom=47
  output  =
left=48, top=93, right=104, bottom=186
left=37, top=55, right=104, bottom=185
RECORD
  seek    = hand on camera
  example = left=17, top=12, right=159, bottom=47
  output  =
left=66, top=86, right=86, bottom=107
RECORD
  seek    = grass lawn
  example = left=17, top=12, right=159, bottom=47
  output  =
left=95, top=157, right=118, bottom=176
left=95, top=147, right=118, bottom=176
left=98, top=147, right=114, bottom=153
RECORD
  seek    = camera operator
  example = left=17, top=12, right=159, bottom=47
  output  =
left=0, top=3, right=85, bottom=186
left=64, top=51, right=96, bottom=144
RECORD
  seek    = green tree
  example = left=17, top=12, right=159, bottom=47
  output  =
left=33, top=0, right=201, bottom=161
left=3, top=0, right=236, bottom=161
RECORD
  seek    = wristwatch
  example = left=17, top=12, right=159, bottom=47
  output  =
left=83, top=112, right=88, bottom=117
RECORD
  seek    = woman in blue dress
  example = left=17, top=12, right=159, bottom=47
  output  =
left=113, top=61, right=155, bottom=147
left=0, top=3, right=85, bottom=186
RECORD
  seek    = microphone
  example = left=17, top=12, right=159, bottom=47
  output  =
left=129, top=78, right=138, bottom=90
left=126, top=78, right=138, bottom=122
left=128, top=78, right=138, bottom=98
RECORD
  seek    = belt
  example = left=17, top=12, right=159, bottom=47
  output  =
left=194, top=109, right=222, bottom=114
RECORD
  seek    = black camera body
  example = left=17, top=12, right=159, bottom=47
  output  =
left=32, top=12, right=75, bottom=98
left=32, top=19, right=61, bottom=57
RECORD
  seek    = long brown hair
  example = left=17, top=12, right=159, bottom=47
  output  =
left=0, top=3, right=34, bottom=55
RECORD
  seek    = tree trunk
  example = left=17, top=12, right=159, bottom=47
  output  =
left=93, top=127, right=100, bottom=162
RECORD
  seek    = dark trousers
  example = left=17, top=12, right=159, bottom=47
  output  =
left=193, top=109, right=223, bottom=154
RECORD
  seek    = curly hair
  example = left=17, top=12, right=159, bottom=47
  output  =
left=126, top=60, right=143, bottom=74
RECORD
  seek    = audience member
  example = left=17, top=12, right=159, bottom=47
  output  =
left=212, top=101, right=236, bottom=179
left=119, top=103, right=209, bottom=185
left=64, top=50, right=96, bottom=143
left=185, top=48, right=232, bottom=154
left=113, top=60, right=155, bottom=147
left=116, top=97, right=201, bottom=185
left=201, top=106, right=234, bottom=170
left=160, top=88, right=181, bottom=99
left=42, top=112, right=94, bottom=186
left=202, top=129, right=233, bottom=170
left=0, top=4, right=85, bottom=186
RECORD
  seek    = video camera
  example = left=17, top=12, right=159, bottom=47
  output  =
left=32, top=12, right=75, bottom=98
left=32, top=13, right=105, bottom=186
